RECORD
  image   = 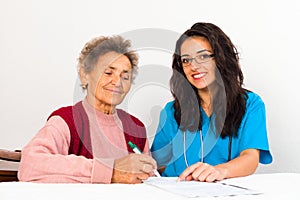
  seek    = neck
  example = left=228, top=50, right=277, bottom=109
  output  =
left=198, top=88, right=214, bottom=116
left=98, top=104, right=115, bottom=115
left=198, top=89, right=211, bottom=107
left=86, top=97, right=116, bottom=115
left=101, top=106, right=115, bottom=115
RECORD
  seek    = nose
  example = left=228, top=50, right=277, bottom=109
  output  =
left=190, top=59, right=200, bottom=70
left=111, top=74, right=122, bottom=86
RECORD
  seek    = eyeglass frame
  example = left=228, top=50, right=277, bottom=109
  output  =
left=180, top=50, right=215, bottom=67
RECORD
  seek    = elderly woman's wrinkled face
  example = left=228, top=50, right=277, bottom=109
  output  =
left=82, top=51, right=132, bottom=111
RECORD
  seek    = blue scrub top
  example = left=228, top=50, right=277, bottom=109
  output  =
left=150, top=92, right=273, bottom=177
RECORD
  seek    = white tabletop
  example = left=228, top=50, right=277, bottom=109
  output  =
left=0, top=173, right=299, bottom=200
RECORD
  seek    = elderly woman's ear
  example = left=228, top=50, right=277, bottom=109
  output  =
left=78, top=66, right=88, bottom=89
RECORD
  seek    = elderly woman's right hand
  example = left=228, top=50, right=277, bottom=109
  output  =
left=111, top=153, right=157, bottom=184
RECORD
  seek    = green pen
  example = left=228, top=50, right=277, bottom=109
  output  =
left=128, top=141, right=142, bottom=154
left=128, top=141, right=161, bottom=177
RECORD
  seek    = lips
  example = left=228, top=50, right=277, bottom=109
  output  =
left=104, top=88, right=123, bottom=94
left=192, top=72, right=206, bottom=79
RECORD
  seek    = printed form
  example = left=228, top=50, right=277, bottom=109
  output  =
left=143, top=177, right=261, bottom=198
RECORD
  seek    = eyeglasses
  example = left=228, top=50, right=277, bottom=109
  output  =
left=181, top=53, right=214, bottom=67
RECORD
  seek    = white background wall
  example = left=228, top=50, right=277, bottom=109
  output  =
left=1, top=0, right=299, bottom=173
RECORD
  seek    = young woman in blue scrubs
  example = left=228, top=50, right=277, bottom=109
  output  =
left=151, top=22, right=272, bottom=182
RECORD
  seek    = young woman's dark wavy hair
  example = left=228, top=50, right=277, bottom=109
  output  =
left=170, top=22, right=248, bottom=138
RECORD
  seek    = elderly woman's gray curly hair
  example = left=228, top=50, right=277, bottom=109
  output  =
left=77, top=35, right=139, bottom=86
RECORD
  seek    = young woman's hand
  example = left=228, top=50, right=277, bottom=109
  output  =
left=177, top=162, right=227, bottom=182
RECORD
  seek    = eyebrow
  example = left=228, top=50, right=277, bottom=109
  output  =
left=107, top=66, right=116, bottom=70
left=106, top=66, right=130, bottom=73
left=181, top=49, right=210, bottom=57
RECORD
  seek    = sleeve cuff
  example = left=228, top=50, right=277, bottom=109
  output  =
left=91, top=158, right=114, bottom=183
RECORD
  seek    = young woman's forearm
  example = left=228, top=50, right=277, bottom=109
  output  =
left=215, top=149, right=260, bottom=179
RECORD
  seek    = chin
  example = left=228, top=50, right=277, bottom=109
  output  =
left=108, top=98, right=124, bottom=106
left=194, top=84, right=208, bottom=90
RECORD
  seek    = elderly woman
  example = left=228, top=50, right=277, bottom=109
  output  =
left=18, top=35, right=157, bottom=184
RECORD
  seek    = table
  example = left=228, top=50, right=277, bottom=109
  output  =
left=0, top=173, right=299, bottom=200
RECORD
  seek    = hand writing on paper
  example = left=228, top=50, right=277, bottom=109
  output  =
left=177, top=162, right=226, bottom=182
left=111, top=153, right=157, bottom=184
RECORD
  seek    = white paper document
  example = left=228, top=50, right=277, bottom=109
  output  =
left=143, top=177, right=261, bottom=198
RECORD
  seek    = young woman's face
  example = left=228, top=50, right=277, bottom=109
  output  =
left=84, top=51, right=132, bottom=109
left=180, top=36, right=216, bottom=91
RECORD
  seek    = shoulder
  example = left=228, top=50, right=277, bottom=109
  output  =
left=245, top=91, right=266, bottom=112
left=46, top=115, right=71, bottom=137
left=158, top=100, right=177, bottom=124
left=246, top=91, right=264, bottom=105
left=48, top=106, right=72, bottom=120
left=162, top=101, right=175, bottom=113
left=157, top=100, right=175, bottom=119
left=47, top=102, right=84, bottom=121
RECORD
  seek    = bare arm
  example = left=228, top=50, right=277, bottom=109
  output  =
left=178, top=149, right=259, bottom=182
left=215, top=149, right=259, bottom=179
